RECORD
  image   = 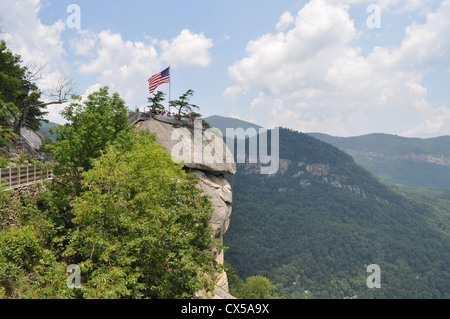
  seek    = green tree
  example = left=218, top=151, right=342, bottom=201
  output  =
left=64, top=131, right=220, bottom=298
left=51, top=86, right=129, bottom=196
left=0, top=182, right=73, bottom=299
left=239, top=276, right=280, bottom=299
left=0, top=40, right=22, bottom=145
left=147, top=90, right=165, bottom=112
left=0, top=40, right=73, bottom=139
left=227, top=272, right=280, bottom=299
left=224, top=263, right=280, bottom=299
left=169, top=89, right=200, bottom=118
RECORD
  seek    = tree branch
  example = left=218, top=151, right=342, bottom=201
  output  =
left=45, top=76, right=77, bottom=104
left=24, top=62, right=47, bottom=83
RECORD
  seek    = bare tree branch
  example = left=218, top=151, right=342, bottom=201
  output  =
left=24, top=61, right=47, bottom=83
left=45, top=76, right=77, bottom=104
left=22, top=61, right=76, bottom=105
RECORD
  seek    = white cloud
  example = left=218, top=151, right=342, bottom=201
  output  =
left=276, top=11, right=294, bottom=31
left=73, top=28, right=214, bottom=109
left=77, top=30, right=159, bottom=77
left=225, top=0, right=450, bottom=137
left=160, top=29, right=214, bottom=67
left=228, top=0, right=357, bottom=96
left=69, top=29, right=97, bottom=56
left=1, top=0, right=66, bottom=70
left=223, top=85, right=248, bottom=101
left=2, top=0, right=215, bottom=122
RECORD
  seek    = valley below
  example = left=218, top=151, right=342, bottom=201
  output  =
left=204, top=117, right=450, bottom=299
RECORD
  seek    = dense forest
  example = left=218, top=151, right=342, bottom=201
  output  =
left=224, top=128, right=450, bottom=298
left=0, top=85, right=226, bottom=298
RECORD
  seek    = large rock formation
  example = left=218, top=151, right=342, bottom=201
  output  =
left=135, top=117, right=236, bottom=299
left=20, top=127, right=48, bottom=151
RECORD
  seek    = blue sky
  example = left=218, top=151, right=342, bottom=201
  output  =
left=2, top=0, right=450, bottom=137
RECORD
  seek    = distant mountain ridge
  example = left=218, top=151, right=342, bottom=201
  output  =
left=204, top=115, right=450, bottom=190
left=309, top=132, right=450, bottom=160
left=204, top=115, right=262, bottom=137
left=309, top=132, right=450, bottom=190
left=40, top=121, right=61, bottom=141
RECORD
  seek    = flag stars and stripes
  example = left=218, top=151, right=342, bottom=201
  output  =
left=148, top=67, right=170, bottom=94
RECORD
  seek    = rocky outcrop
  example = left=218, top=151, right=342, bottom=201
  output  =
left=192, top=170, right=233, bottom=239
left=135, top=118, right=236, bottom=299
left=20, top=127, right=47, bottom=151
left=136, top=118, right=236, bottom=175
left=192, top=170, right=233, bottom=298
left=240, top=158, right=368, bottom=199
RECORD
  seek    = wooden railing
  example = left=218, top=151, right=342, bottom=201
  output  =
left=0, top=165, right=52, bottom=190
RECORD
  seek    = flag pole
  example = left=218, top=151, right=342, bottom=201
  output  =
left=168, top=65, right=171, bottom=113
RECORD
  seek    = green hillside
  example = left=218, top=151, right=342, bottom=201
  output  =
left=224, top=127, right=450, bottom=299
left=309, top=133, right=450, bottom=190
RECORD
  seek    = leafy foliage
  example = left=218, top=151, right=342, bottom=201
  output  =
left=64, top=131, right=220, bottom=298
left=224, top=262, right=280, bottom=299
left=169, top=89, right=200, bottom=118
left=147, top=90, right=166, bottom=112
left=0, top=40, right=23, bottom=145
left=50, top=86, right=130, bottom=195
left=0, top=182, right=72, bottom=298
left=0, top=87, right=220, bottom=299
left=0, top=40, right=71, bottom=142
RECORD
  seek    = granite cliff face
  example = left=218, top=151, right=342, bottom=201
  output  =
left=240, top=159, right=368, bottom=199
left=135, top=118, right=236, bottom=299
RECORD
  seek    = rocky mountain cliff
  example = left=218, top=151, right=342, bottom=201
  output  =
left=135, top=117, right=236, bottom=299
left=242, top=159, right=368, bottom=199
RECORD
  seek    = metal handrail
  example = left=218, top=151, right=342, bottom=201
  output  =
left=0, top=165, right=52, bottom=190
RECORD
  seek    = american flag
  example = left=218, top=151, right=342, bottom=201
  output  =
left=148, top=67, right=170, bottom=94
